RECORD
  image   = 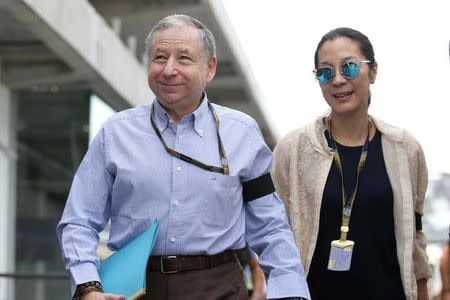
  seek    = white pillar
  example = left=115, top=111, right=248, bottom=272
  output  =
left=0, top=82, right=16, bottom=300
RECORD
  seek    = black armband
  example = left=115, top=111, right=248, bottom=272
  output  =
left=242, top=173, right=275, bottom=202
left=415, top=212, right=422, bottom=231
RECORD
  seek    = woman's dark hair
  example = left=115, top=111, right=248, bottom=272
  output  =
left=314, top=27, right=376, bottom=69
left=314, top=27, right=376, bottom=104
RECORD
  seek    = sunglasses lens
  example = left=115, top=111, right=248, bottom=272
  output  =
left=316, top=67, right=334, bottom=84
left=341, top=62, right=360, bottom=79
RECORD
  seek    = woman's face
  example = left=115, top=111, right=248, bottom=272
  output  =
left=316, top=37, right=377, bottom=116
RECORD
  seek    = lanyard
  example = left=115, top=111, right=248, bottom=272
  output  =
left=328, top=119, right=371, bottom=241
left=150, top=101, right=229, bottom=175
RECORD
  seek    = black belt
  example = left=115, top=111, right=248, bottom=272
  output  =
left=147, top=250, right=237, bottom=274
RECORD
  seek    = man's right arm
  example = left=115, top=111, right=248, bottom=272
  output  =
left=56, top=128, right=114, bottom=296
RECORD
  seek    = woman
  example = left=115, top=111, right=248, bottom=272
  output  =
left=272, top=27, right=432, bottom=300
left=440, top=229, right=450, bottom=300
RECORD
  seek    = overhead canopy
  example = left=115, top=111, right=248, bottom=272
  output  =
left=0, top=0, right=276, bottom=147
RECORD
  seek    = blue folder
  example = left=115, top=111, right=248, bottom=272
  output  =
left=99, top=220, right=160, bottom=300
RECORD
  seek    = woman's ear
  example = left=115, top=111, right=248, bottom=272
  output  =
left=369, top=63, right=378, bottom=84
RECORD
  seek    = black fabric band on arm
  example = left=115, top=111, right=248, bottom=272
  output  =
left=242, top=173, right=275, bottom=202
left=415, top=212, right=422, bottom=231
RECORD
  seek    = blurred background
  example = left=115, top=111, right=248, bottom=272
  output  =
left=0, top=0, right=448, bottom=299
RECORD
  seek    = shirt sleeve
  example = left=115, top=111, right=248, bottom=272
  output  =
left=411, top=139, right=433, bottom=280
left=242, top=121, right=310, bottom=300
left=56, top=127, right=114, bottom=295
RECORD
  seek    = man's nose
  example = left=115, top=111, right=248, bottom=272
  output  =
left=162, top=58, right=177, bottom=77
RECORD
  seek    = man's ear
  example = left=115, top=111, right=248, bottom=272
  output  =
left=206, top=56, right=217, bottom=83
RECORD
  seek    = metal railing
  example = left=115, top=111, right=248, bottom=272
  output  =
left=0, top=272, right=70, bottom=300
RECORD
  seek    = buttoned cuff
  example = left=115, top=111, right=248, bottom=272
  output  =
left=266, top=272, right=311, bottom=300
left=69, top=262, right=100, bottom=296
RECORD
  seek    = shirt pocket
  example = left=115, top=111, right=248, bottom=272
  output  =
left=203, top=173, right=242, bottom=227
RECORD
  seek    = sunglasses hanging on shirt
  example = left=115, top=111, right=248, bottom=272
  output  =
left=150, top=101, right=230, bottom=175
left=313, top=60, right=371, bottom=84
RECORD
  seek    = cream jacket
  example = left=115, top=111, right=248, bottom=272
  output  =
left=272, top=115, right=432, bottom=300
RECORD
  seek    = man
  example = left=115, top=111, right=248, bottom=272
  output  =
left=236, top=245, right=267, bottom=300
left=57, top=14, right=310, bottom=300
left=441, top=228, right=450, bottom=300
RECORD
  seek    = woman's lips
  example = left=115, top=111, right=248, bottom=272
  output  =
left=334, top=91, right=353, bottom=100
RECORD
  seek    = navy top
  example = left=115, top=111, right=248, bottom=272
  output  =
left=307, top=130, right=406, bottom=300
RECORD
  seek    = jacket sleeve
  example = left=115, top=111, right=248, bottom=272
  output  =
left=411, top=140, right=432, bottom=280
left=271, top=136, right=292, bottom=215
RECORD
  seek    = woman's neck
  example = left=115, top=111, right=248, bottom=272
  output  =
left=328, top=112, right=373, bottom=147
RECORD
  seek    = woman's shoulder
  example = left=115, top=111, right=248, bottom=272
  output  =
left=278, top=118, right=322, bottom=145
left=279, top=127, right=307, bottom=144
left=372, top=115, right=423, bottom=153
left=274, top=126, right=310, bottom=158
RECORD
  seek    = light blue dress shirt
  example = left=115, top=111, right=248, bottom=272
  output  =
left=57, top=95, right=310, bottom=299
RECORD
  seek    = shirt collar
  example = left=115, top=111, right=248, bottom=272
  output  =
left=192, top=93, right=210, bottom=138
left=152, top=100, right=171, bottom=133
left=151, top=93, right=210, bottom=137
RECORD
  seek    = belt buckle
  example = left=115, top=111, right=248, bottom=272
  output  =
left=160, top=256, right=178, bottom=274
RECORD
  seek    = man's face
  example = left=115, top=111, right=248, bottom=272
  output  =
left=148, top=26, right=217, bottom=114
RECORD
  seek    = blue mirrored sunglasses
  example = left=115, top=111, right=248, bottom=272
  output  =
left=313, top=60, right=371, bottom=84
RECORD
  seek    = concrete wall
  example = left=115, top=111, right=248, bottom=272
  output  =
left=0, top=83, right=16, bottom=300
left=6, top=0, right=153, bottom=109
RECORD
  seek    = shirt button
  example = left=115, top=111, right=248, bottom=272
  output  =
left=176, top=166, right=181, bottom=172
left=174, top=200, right=179, bottom=206
left=170, top=237, right=176, bottom=242
left=178, top=135, right=183, bottom=139
left=198, top=129, right=202, bottom=133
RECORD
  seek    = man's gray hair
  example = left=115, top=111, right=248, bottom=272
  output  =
left=145, top=14, right=216, bottom=61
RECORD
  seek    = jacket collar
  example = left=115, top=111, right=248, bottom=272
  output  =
left=308, top=112, right=406, bottom=156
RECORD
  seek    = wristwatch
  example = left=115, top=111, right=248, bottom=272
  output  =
left=72, top=281, right=103, bottom=300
